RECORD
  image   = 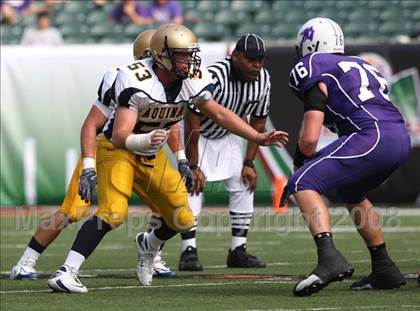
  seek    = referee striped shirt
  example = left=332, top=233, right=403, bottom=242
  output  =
left=194, top=57, right=271, bottom=139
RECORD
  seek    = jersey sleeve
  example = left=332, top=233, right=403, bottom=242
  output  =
left=184, top=66, right=215, bottom=108
left=94, top=68, right=118, bottom=117
left=289, top=54, right=324, bottom=100
left=251, top=69, right=270, bottom=118
left=113, top=69, right=148, bottom=112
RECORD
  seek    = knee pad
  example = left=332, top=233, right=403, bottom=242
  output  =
left=172, top=205, right=195, bottom=232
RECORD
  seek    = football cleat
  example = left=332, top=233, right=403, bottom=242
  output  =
left=227, top=244, right=266, bottom=268
left=10, top=260, right=39, bottom=280
left=47, top=265, right=87, bottom=293
left=351, top=261, right=406, bottom=290
left=293, top=255, right=354, bottom=296
left=153, top=252, right=176, bottom=277
left=178, top=246, right=203, bottom=271
left=135, top=232, right=158, bottom=286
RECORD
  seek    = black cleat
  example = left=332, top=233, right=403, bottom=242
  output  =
left=293, top=253, right=354, bottom=297
left=351, top=261, right=406, bottom=290
left=178, top=246, right=203, bottom=271
left=227, top=244, right=266, bottom=268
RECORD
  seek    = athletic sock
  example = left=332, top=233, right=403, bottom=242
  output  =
left=314, top=232, right=338, bottom=262
left=368, top=243, right=393, bottom=270
left=66, top=215, right=112, bottom=271
left=181, top=230, right=196, bottom=251
left=149, top=217, right=177, bottom=248
left=230, top=211, right=252, bottom=250
left=18, top=238, right=45, bottom=267
left=64, top=250, right=86, bottom=271
left=231, top=230, right=247, bottom=250
left=145, top=230, right=164, bottom=251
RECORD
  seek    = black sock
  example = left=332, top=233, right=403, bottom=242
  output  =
left=314, top=232, right=337, bottom=261
left=368, top=243, right=392, bottom=265
left=181, top=230, right=196, bottom=240
left=154, top=217, right=177, bottom=241
left=70, top=216, right=112, bottom=259
left=28, top=237, right=46, bottom=254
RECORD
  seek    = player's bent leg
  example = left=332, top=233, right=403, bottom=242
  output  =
left=11, top=159, right=90, bottom=281
left=346, top=199, right=406, bottom=290
left=292, top=190, right=353, bottom=296
left=48, top=149, right=131, bottom=293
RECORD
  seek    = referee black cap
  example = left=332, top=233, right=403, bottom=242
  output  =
left=234, top=33, right=266, bottom=58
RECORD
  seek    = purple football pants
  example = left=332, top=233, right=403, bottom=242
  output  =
left=287, top=122, right=411, bottom=204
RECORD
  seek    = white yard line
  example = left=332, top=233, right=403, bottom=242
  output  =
left=0, top=280, right=291, bottom=294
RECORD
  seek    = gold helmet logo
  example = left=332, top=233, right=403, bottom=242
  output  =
left=133, top=29, right=156, bottom=60
left=150, top=24, right=201, bottom=79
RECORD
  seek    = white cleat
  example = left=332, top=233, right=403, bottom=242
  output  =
left=47, top=265, right=87, bottom=293
left=153, top=252, right=176, bottom=278
left=135, top=232, right=158, bottom=286
left=10, top=260, right=39, bottom=280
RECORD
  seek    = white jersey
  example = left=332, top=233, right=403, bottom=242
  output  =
left=93, top=67, right=119, bottom=119
left=101, top=58, right=214, bottom=154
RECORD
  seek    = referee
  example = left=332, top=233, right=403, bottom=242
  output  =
left=179, top=34, right=272, bottom=270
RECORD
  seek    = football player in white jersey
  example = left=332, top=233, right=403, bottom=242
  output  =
left=47, top=24, right=288, bottom=293
left=10, top=29, right=177, bottom=280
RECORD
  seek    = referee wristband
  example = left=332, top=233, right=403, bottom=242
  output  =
left=189, top=164, right=200, bottom=171
left=243, top=160, right=255, bottom=169
left=82, top=157, right=95, bottom=170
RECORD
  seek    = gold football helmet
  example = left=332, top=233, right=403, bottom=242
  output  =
left=150, top=24, right=201, bottom=79
left=133, top=29, right=156, bottom=60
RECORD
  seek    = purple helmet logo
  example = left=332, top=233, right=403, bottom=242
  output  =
left=300, top=26, right=315, bottom=43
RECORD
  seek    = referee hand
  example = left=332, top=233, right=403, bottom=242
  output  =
left=257, top=130, right=289, bottom=147
left=242, top=166, right=257, bottom=192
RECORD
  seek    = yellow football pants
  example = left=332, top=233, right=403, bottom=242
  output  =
left=58, top=157, right=162, bottom=223
left=95, top=135, right=194, bottom=231
left=59, top=158, right=90, bottom=222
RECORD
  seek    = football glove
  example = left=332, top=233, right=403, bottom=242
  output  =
left=78, top=168, right=97, bottom=203
left=178, top=159, right=193, bottom=193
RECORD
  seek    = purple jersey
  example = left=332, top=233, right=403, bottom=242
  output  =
left=286, top=52, right=411, bottom=204
left=289, top=52, right=404, bottom=135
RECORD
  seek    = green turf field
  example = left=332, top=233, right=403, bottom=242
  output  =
left=1, top=207, right=419, bottom=311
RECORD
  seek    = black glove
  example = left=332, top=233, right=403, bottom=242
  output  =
left=78, top=168, right=97, bottom=203
left=178, top=159, right=193, bottom=192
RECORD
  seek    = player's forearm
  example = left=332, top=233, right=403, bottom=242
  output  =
left=185, top=112, right=201, bottom=165
left=298, top=111, right=324, bottom=156
left=201, top=100, right=260, bottom=143
left=80, top=106, right=107, bottom=161
left=245, top=116, right=267, bottom=161
left=167, top=123, right=183, bottom=153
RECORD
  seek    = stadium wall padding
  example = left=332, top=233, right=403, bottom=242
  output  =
left=1, top=43, right=419, bottom=207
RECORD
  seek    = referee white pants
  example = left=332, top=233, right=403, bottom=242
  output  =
left=188, top=134, right=254, bottom=217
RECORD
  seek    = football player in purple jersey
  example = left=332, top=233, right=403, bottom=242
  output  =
left=282, top=17, right=410, bottom=296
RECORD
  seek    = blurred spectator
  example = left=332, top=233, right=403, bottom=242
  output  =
left=146, top=0, right=183, bottom=25
left=1, top=0, right=33, bottom=25
left=0, top=0, right=64, bottom=25
left=92, top=0, right=107, bottom=9
left=111, top=0, right=151, bottom=25
left=21, top=11, right=63, bottom=45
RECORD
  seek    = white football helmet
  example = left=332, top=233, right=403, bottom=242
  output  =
left=296, top=17, right=345, bottom=57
